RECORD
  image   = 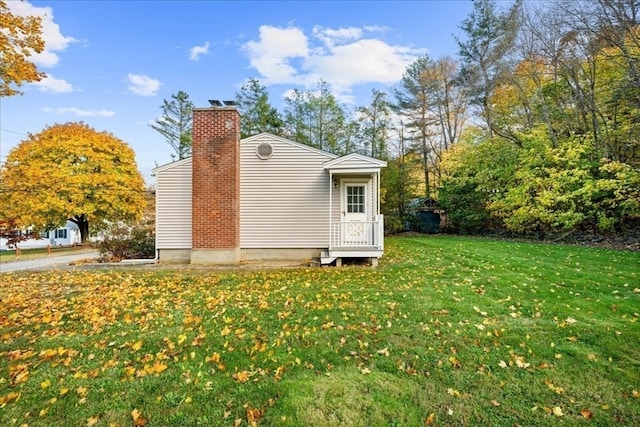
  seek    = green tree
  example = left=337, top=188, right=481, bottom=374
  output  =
left=357, top=89, right=391, bottom=159
left=283, top=81, right=350, bottom=154
left=0, top=122, right=146, bottom=242
left=235, top=78, right=284, bottom=138
left=150, top=90, right=194, bottom=160
left=393, top=55, right=438, bottom=198
left=456, top=0, right=522, bottom=139
left=439, top=129, right=519, bottom=233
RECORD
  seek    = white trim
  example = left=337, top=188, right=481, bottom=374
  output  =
left=152, top=157, right=192, bottom=174
left=242, top=133, right=339, bottom=159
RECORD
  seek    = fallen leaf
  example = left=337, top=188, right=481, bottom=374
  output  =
left=377, top=348, right=390, bottom=357
left=553, top=406, right=564, bottom=417
left=424, top=412, right=436, bottom=425
left=491, top=399, right=500, bottom=407
left=131, top=409, right=147, bottom=426
left=580, top=409, right=593, bottom=419
left=0, top=392, right=20, bottom=405
left=233, top=371, right=252, bottom=383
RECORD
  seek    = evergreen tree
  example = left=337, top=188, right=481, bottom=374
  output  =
left=150, top=90, right=194, bottom=160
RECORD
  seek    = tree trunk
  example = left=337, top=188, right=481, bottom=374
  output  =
left=70, top=214, right=90, bottom=243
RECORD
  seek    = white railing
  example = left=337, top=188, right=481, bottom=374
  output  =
left=329, top=215, right=384, bottom=250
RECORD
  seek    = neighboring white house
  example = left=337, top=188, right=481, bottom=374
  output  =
left=153, top=105, right=386, bottom=266
left=0, top=220, right=81, bottom=251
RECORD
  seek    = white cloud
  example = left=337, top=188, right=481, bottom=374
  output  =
left=242, top=25, right=309, bottom=85
left=189, top=42, right=210, bottom=61
left=32, top=74, right=73, bottom=93
left=42, top=107, right=115, bottom=117
left=126, top=74, right=161, bottom=96
left=6, top=1, right=78, bottom=68
left=242, top=24, right=426, bottom=101
left=312, top=26, right=362, bottom=48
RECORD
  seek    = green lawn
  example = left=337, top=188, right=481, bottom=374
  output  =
left=0, top=245, right=94, bottom=263
left=1, top=236, right=638, bottom=426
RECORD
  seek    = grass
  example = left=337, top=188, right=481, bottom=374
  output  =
left=0, top=245, right=95, bottom=263
left=0, top=235, right=638, bottom=426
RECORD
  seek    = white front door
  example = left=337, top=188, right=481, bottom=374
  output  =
left=341, top=180, right=369, bottom=245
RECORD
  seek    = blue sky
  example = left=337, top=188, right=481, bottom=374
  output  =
left=1, top=0, right=476, bottom=182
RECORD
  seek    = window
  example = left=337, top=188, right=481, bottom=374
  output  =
left=346, top=185, right=365, bottom=213
left=40, top=231, right=50, bottom=238
left=55, top=229, right=67, bottom=239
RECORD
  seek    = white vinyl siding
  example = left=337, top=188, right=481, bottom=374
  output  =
left=154, top=159, right=192, bottom=249
left=240, top=134, right=336, bottom=248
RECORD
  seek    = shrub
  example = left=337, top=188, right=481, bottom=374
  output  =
left=97, top=223, right=155, bottom=262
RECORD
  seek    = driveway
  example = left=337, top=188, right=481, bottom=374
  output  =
left=0, top=251, right=99, bottom=273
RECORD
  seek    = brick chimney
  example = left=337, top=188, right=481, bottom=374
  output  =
left=191, top=105, right=241, bottom=264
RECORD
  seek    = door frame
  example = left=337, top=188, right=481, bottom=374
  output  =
left=339, top=178, right=369, bottom=245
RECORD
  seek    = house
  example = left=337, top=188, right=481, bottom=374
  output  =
left=0, top=220, right=81, bottom=250
left=153, top=104, right=386, bottom=266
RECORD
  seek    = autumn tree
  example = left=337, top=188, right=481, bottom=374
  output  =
left=0, top=122, right=146, bottom=242
left=235, top=78, right=284, bottom=138
left=150, top=90, right=194, bottom=160
left=393, top=55, right=439, bottom=198
left=456, top=0, right=522, bottom=139
left=0, top=0, right=46, bottom=96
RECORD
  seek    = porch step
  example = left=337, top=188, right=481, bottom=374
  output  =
left=320, top=250, right=337, bottom=266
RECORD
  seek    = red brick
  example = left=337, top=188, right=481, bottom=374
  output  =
left=192, top=107, right=240, bottom=249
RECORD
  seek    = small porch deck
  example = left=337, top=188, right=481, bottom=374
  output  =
left=320, top=216, right=384, bottom=266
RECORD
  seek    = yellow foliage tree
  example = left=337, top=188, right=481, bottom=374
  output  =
left=0, top=0, right=46, bottom=96
left=0, top=122, right=146, bottom=242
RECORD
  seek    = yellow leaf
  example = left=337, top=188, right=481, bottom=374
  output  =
left=424, top=413, right=436, bottom=425
left=87, top=415, right=100, bottom=426
left=41, top=379, right=51, bottom=389
left=131, top=409, right=147, bottom=426
left=206, top=352, right=221, bottom=364
left=40, top=407, right=49, bottom=416
left=131, top=340, right=143, bottom=351
left=151, top=361, right=168, bottom=374
left=221, top=326, right=231, bottom=337
left=552, top=406, right=564, bottom=417
left=0, top=392, right=20, bottom=405
left=234, top=371, right=252, bottom=383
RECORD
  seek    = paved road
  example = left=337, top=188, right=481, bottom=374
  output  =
left=0, top=251, right=100, bottom=273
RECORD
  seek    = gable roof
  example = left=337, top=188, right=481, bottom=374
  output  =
left=323, top=153, right=387, bottom=173
left=152, top=156, right=192, bottom=174
left=152, top=134, right=387, bottom=174
left=242, top=132, right=339, bottom=160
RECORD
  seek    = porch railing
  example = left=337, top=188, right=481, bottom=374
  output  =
left=329, top=215, right=384, bottom=250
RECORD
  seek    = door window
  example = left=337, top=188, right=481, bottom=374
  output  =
left=346, top=185, right=365, bottom=213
